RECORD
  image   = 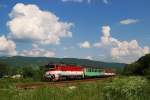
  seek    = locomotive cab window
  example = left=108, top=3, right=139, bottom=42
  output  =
left=45, top=65, right=55, bottom=70
left=49, top=65, right=55, bottom=69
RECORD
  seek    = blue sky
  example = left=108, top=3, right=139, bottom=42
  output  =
left=0, top=0, right=150, bottom=63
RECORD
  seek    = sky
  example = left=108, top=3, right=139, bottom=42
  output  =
left=0, top=0, right=150, bottom=63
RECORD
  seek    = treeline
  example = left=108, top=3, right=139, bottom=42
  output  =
left=0, top=62, right=44, bottom=81
left=123, top=54, right=150, bottom=79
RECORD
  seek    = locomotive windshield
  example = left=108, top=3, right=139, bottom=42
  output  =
left=44, top=64, right=55, bottom=71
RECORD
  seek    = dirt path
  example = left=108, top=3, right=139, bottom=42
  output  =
left=16, top=77, right=113, bottom=89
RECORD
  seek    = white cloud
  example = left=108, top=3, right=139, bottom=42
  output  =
left=102, top=0, right=109, bottom=4
left=61, top=0, right=109, bottom=4
left=7, top=3, right=73, bottom=45
left=85, top=56, right=93, bottom=60
left=94, top=25, right=149, bottom=63
left=0, top=35, right=17, bottom=56
left=63, top=46, right=74, bottom=50
left=19, top=45, right=55, bottom=57
left=93, top=42, right=101, bottom=48
left=32, top=44, right=39, bottom=48
left=120, top=19, right=139, bottom=25
left=94, top=26, right=114, bottom=46
left=110, top=40, right=149, bottom=58
left=79, top=41, right=91, bottom=48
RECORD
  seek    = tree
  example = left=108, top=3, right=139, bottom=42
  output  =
left=22, top=67, right=35, bottom=78
left=22, top=66, right=44, bottom=81
left=0, top=62, right=11, bottom=78
left=123, top=54, right=150, bottom=76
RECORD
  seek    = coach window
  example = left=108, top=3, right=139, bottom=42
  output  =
left=92, top=69, right=94, bottom=72
left=96, top=69, right=98, bottom=72
left=89, top=68, right=91, bottom=72
left=95, top=69, right=97, bottom=72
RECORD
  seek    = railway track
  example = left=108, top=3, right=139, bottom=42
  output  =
left=16, top=77, right=113, bottom=89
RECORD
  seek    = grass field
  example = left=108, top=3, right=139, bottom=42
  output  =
left=0, top=76, right=150, bottom=100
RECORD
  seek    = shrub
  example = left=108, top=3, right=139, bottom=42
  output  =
left=102, top=76, right=150, bottom=100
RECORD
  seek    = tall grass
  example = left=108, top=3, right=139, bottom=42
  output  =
left=102, top=76, right=150, bottom=100
left=0, top=76, right=150, bottom=100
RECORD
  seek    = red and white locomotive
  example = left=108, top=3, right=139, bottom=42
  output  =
left=44, top=64, right=84, bottom=81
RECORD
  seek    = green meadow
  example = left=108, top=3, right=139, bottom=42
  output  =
left=0, top=76, right=149, bottom=100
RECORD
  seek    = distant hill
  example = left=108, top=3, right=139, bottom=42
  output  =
left=0, top=56, right=125, bottom=70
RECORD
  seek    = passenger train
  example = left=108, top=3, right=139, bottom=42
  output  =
left=44, top=63, right=116, bottom=81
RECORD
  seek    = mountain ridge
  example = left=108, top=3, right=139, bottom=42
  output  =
left=0, top=56, right=126, bottom=70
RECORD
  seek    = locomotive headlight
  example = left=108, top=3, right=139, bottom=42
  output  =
left=45, top=72, right=50, bottom=77
left=45, top=71, right=50, bottom=75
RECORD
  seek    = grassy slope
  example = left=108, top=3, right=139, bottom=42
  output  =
left=0, top=76, right=150, bottom=100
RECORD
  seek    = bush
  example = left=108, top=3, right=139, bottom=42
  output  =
left=102, top=76, right=150, bottom=100
left=22, top=67, right=43, bottom=81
